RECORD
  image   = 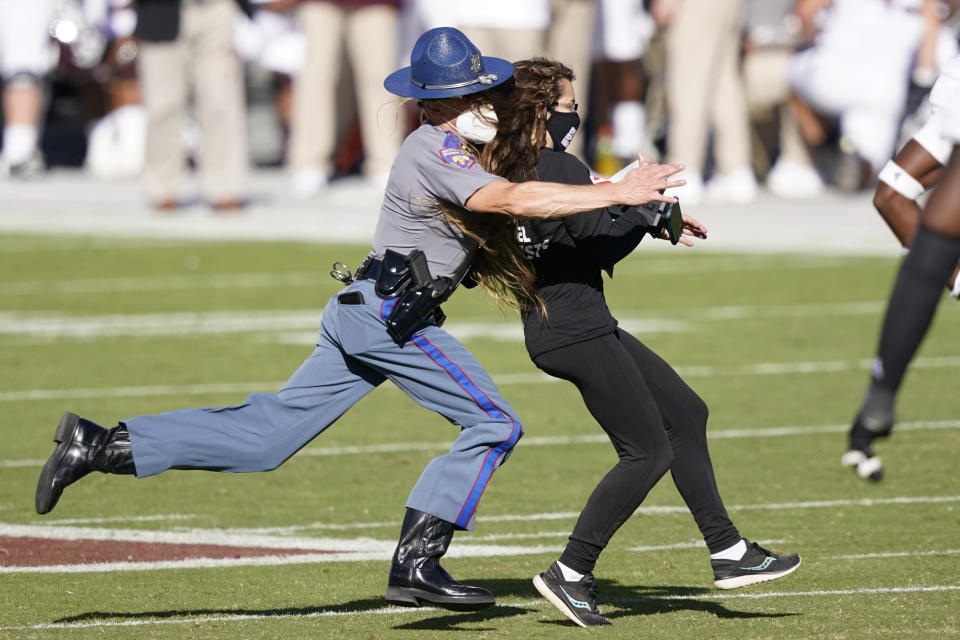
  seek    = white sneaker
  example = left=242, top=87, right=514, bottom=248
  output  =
left=706, top=167, right=757, bottom=204
left=665, top=169, right=704, bottom=206
left=0, top=150, right=45, bottom=179
left=290, top=167, right=328, bottom=198
left=841, top=449, right=883, bottom=482
left=766, top=158, right=824, bottom=198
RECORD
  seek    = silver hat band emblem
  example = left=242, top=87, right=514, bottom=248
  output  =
left=411, top=73, right=498, bottom=90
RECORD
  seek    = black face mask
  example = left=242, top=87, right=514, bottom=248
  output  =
left=546, top=109, right=581, bottom=151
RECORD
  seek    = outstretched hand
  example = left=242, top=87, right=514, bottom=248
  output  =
left=617, top=154, right=685, bottom=206
left=658, top=212, right=708, bottom=246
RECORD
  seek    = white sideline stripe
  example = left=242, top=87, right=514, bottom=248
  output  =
left=477, top=495, right=960, bottom=523
left=1, top=585, right=956, bottom=631
left=2, top=496, right=957, bottom=547
left=42, top=514, right=196, bottom=525
left=0, top=310, right=326, bottom=337
left=4, top=419, right=959, bottom=469
left=614, top=300, right=888, bottom=321
left=0, top=544, right=561, bottom=575
left=0, top=523, right=397, bottom=552
left=0, top=257, right=866, bottom=293
left=827, top=549, right=960, bottom=560
left=0, top=272, right=322, bottom=295
left=5, top=297, right=955, bottom=339
left=3, top=356, right=960, bottom=406
left=0, top=312, right=683, bottom=340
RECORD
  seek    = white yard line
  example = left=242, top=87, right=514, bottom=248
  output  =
left=0, top=272, right=321, bottom=295
left=0, top=522, right=396, bottom=551
left=476, top=495, right=960, bottom=523
left=0, top=585, right=956, bottom=631
left=0, top=544, right=561, bottom=575
left=4, top=419, right=959, bottom=469
left=3, top=495, right=957, bottom=543
left=2, top=266, right=877, bottom=297
left=6, top=298, right=956, bottom=339
left=2, top=357, right=960, bottom=407
left=41, top=514, right=197, bottom=525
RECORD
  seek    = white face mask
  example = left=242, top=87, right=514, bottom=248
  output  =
left=455, top=104, right=498, bottom=144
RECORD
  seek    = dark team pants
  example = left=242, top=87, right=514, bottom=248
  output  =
left=532, top=329, right=741, bottom=574
left=872, top=224, right=960, bottom=392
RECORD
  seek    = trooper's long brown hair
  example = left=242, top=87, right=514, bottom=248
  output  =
left=418, top=94, right=544, bottom=313
left=480, top=58, right=574, bottom=183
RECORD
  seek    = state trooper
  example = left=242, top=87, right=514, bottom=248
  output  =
left=35, top=27, right=684, bottom=612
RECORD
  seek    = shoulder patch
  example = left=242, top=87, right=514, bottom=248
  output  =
left=438, top=131, right=476, bottom=169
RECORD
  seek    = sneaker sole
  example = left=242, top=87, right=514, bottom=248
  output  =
left=714, top=557, right=802, bottom=590
left=34, top=412, right=81, bottom=515
left=532, top=574, right=592, bottom=628
left=384, top=586, right=494, bottom=612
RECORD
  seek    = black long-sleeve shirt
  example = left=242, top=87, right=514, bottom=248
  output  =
left=519, top=148, right=658, bottom=359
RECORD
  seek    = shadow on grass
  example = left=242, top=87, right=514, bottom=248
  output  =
left=599, top=582, right=800, bottom=623
left=53, top=578, right=538, bottom=629
left=53, top=577, right=797, bottom=630
left=54, top=597, right=396, bottom=624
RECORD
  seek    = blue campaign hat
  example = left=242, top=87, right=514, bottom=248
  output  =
left=384, top=27, right=514, bottom=99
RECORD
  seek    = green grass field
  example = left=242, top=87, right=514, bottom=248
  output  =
left=1, top=234, right=958, bottom=639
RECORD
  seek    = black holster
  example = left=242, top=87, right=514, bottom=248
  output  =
left=376, top=250, right=450, bottom=343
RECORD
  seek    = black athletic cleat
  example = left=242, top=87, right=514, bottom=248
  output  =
left=532, top=561, right=611, bottom=627
left=712, top=540, right=801, bottom=589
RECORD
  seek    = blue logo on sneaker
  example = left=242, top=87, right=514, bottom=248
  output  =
left=559, top=586, right=591, bottom=610
left=743, top=557, right=775, bottom=571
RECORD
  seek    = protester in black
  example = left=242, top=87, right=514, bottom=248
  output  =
left=481, top=58, right=801, bottom=627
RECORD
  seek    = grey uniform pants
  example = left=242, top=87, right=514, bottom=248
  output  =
left=124, top=279, right=522, bottom=530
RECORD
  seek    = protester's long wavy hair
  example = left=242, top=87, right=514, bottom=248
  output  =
left=480, top=58, right=574, bottom=184
left=417, top=94, right=544, bottom=314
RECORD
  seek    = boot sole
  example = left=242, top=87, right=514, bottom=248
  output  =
left=34, top=412, right=80, bottom=515
left=714, top=557, right=802, bottom=589
left=384, top=586, right=495, bottom=612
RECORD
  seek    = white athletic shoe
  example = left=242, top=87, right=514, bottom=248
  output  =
left=706, top=167, right=758, bottom=204
left=766, top=158, right=824, bottom=198
left=712, top=540, right=801, bottom=589
left=841, top=449, right=883, bottom=482
left=290, top=167, right=328, bottom=198
left=665, top=169, right=704, bottom=206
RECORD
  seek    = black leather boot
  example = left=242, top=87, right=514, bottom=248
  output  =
left=35, top=412, right=136, bottom=515
left=385, top=508, right=495, bottom=611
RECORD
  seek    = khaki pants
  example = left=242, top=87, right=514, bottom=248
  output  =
left=289, top=2, right=402, bottom=178
left=138, top=0, right=247, bottom=203
left=665, top=0, right=750, bottom=174
left=743, top=47, right=814, bottom=168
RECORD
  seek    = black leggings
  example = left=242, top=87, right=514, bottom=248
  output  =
left=533, top=329, right=741, bottom=573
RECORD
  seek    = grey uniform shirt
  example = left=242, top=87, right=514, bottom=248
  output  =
left=370, top=122, right=506, bottom=282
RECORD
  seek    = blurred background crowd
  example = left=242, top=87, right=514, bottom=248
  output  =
left=1, top=0, right=958, bottom=210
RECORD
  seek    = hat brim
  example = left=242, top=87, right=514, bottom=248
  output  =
left=383, top=56, right=514, bottom=99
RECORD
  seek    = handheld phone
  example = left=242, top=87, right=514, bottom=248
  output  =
left=664, top=199, right=682, bottom=245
